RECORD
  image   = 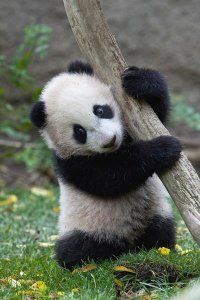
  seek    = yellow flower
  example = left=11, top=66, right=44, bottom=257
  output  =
left=31, top=281, right=47, bottom=292
left=158, top=247, right=171, bottom=256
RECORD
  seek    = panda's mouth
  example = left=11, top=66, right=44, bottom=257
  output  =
left=87, top=134, right=122, bottom=154
left=88, top=143, right=119, bottom=155
left=102, top=135, right=117, bottom=149
left=102, top=142, right=120, bottom=153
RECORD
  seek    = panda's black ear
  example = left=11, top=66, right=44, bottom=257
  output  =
left=68, top=60, right=94, bottom=75
left=30, top=101, right=46, bottom=129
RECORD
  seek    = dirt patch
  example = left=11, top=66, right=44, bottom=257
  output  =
left=114, top=263, right=197, bottom=299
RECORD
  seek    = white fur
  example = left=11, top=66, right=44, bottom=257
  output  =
left=40, top=73, right=123, bottom=158
left=58, top=174, right=172, bottom=243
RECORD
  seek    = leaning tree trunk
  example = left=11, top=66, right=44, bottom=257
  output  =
left=63, top=0, right=200, bottom=245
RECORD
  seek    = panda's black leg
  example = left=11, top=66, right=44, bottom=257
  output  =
left=135, top=215, right=176, bottom=250
left=121, top=66, right=170, bottom=123
left=56, top=230, right=131, bottom=269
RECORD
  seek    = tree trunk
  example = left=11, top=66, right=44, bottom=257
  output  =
left=63, top=0, right=200, bottom=245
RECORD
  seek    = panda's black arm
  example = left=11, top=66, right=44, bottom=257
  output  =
left=54, top=136, right=181, bottom=198
left=122, top=67, right=170, bottom=123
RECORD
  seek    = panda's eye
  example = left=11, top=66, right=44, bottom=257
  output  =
left=95, top=107, right=104, bottom=117
left=93, top=105, right=114, bottom=119
left=73, top=124, right=87, bottom=144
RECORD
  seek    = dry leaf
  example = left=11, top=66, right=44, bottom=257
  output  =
left=14, top=215, right=22, bottom=220
left=136, top=289, right=146, bottom=296
left=52, top=207, right=60, bottom=213
left=80, top=264, right=97, bottom=272
left=149, top=292, right=159, bottom=299
left=120, top=291, right=133, bottom=299
left=181, top=250, right=192, bottom=256
left=0, top=279, right=7, bottom=284
left=114, top=278, right=124, bottom=288
left=31, top=187, right=53, bottom=197
left=49, top=293, right=60, bottom=299
left=141, top=291, right=159, bottom=300
left=38, top=242, right=54, bottom=247
left=17, top=290, right=37, bottom=296
left=114, top=265, right=135, bottom=273
left=31, top=281, right=47, bottom=292
left=25, top=229, right=37, bottom=235
left=0, top=277, right=21, bottom=287
left=0, top=195, right=18, bottom=206
left=18, top=279, right=35, bottom=284
left=49, top=235, right=58, bottom=241
left=141, top=296, right=152, bottom=300
left=72, top=264, right=97, bottom=274
left=8, top=277, right=21, bottom=287
left=175, top=244, right=183, bottom=252
left=58, top=291, right=65, bottom=296
left=71, top=288, right=81, bottom=293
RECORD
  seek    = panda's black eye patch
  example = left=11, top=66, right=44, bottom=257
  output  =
left=93, top=105, right=114, bottom=119
left=73, top=124, right=87, bottom=144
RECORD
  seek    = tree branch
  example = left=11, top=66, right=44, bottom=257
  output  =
left=63, top=0, right=200, bottom=245
left=0, top=139, right=37, bottom=148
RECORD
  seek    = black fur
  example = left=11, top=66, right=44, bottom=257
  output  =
left=122, top=66, right=170, bottom=123
left=56, top=216, right=175, bottom=269
left=68, top=60, right=94, bottom=75
left=30, top=101, right=46, bottom=129
left=73, top=124, right=87, bottom=144
left=56, top=230, right=132, bottom=269
left=135, top=216, right=176, bottom=249
left=93, top=105, right=114, bottom=119
left=54, top=136, right=181, bottom=198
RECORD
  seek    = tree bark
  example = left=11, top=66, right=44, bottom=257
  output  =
left=63, top=0, right=200, bottom=245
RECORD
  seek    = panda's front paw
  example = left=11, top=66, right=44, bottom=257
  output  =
left=121, top=66, right=168, bottom=102
left=121, top=66, right=143, bottom=99
left=152, top=136, right=182, bottom=172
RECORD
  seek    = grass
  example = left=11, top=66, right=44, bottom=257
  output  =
left=0, top=187, right=200, bottom=300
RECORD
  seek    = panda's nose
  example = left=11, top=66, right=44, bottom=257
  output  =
left=102, top=135, right=116, bottom=148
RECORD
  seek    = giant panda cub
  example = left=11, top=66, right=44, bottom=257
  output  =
left=30, top=61, right=181, bottom=269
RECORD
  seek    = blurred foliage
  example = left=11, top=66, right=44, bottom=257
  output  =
left=0, top=24, right=52, bottom=173
left=14, top=142, right=52, bottom=172
left=171, top=94, right=200, bottom=131
left=0, top=24, right=52, bottom=95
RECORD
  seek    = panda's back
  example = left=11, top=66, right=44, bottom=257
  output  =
left=58, top=174, right=172, bottom=244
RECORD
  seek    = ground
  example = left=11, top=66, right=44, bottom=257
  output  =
left=0, top=187, right=200, bottom=300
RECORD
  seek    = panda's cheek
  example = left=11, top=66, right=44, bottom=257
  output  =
left=86, top=133, right=100, bottom=152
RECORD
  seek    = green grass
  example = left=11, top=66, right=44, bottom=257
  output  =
left=0, top=188, right=200, bottom=299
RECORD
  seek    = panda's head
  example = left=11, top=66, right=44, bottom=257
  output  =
left=30, top=61, right=124, bottom=158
